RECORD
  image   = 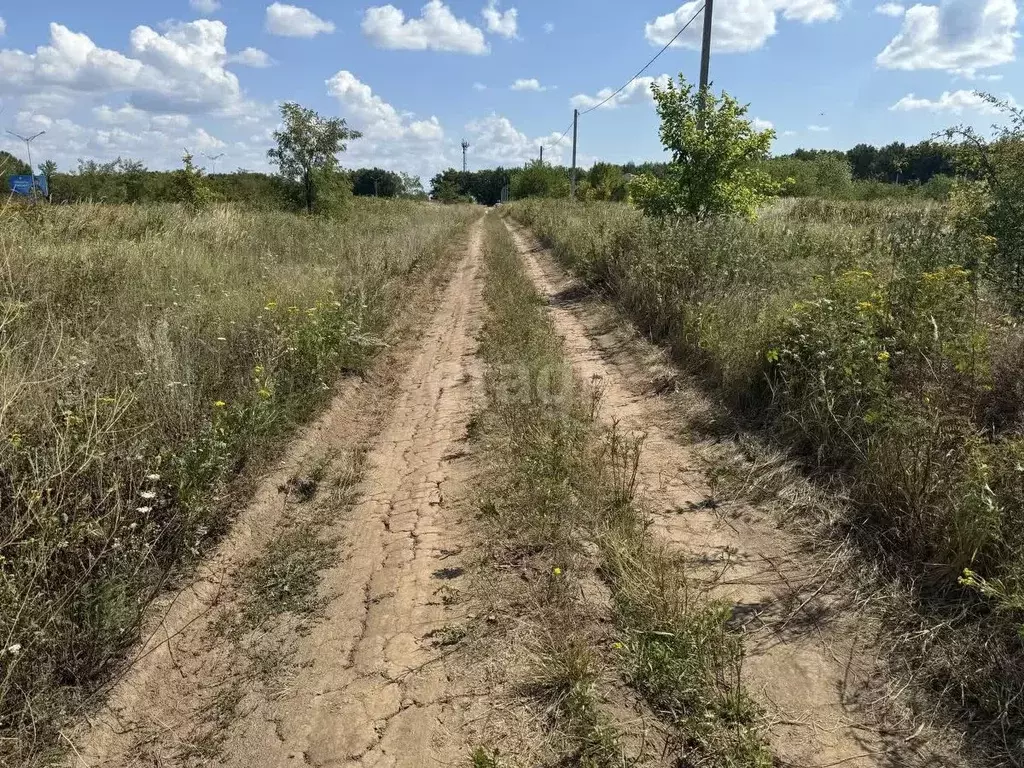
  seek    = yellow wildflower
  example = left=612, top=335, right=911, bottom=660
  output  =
left=877, top=351, right=890, bottom=363
left=213, top=400, right=227, bottom=408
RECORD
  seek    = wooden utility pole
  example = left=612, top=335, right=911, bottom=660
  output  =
left=699, top=0, right=713, bottom=94
left=570, top=109, right=579, bottom=199
left=698, top=0, right=714, bottom=132
left=539, top=145, right=544, bottom=165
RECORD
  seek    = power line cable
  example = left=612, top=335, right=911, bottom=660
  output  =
left=535, top=2, right=705, bottom=163
left=547, top=120, right=575, bottom=149
left=579, top=2, right=705, bottom=116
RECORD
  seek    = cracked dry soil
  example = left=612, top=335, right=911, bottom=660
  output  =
left=71, top=218, right=488, bottom=768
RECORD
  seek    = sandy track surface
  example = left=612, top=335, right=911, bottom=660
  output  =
left=71, top=218, right=488, bottom=768
left=504, top=219, right=960, bottom=768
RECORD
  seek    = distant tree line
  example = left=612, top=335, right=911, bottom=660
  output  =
left=0, top=124, right=975, bottom=210
left=784, top=141, right=957, bottom=185
left=0, top=158, right=429, bottom=208
left=428, top=162, right=640, bottom=204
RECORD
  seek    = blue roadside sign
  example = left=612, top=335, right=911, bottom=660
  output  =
left=8, top=175, right=49, bottom=197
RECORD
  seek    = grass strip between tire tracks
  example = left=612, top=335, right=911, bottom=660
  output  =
left=470, top=212, right=770, bottom=767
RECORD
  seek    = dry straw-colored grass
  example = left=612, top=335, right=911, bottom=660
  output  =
left=0, top=199, right=475, bottom=764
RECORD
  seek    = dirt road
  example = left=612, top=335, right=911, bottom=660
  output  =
left=72, top=217, right=488, bottom=767
left=503, top=219, right=957, bottom=768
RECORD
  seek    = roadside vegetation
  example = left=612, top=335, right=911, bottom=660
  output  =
left=0, top=198, right=475, bottom=764
left=473, top=214, right=768, bottom=766
left=506, top=79, right=1024, bottom=759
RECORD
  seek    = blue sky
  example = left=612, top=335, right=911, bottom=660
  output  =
left=0, top=0, right=1019, bottom=180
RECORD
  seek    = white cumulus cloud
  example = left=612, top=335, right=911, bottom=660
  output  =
left=190, top=0, right=221, bottom=13
left=645, top=0, right=840, bottom=53
left=875, top=3, right=906, bottom=17
left=570, top=75, right=670, bottom=110
left=890, top=89, right=1013, bottom=113
left=876, top=0, right=1018, bottom=76
left=465, top=113, right=568, bottom=166
left=511, top=78, right=550, bottom=91
left=808, top=124, right=830, bottom=132
left=751, top=117, right=774, bottom=131
left=1, top=109, right=238, bottom=173
left=483, top=0, right=518, bottom=39
left=326, top=70, right=447, bottom=177
left=543, top=22, right=555, bottom=34
left=265, top=3, right=335, bottom=38
left=0, top=17, right=6, bottom=37
left=229, top=47, right=274, bottom=67
left=362, top=0, right=488, bottom=54
left=0, top=20, right=258, bottom=116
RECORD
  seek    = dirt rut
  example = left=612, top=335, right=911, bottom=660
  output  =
left=72, top=218, right=488, bottom=767
left=504, top=219, right=957, bottom=768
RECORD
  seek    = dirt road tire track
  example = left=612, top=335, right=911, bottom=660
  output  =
left=72, top=216, right=489, bottom=768
left=503, top=218, right=963, bottom=768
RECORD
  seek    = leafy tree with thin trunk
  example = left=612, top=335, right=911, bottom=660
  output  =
left=268, top=102, right=361, bottom=215
left=173, top=152, right=212, bottom=211
left=631, top=76, right=778, bottom=220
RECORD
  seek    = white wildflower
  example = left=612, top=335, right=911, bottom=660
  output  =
left=146, top=473, right=161, bottom=481
left=140, top=491, right=157, bottom=500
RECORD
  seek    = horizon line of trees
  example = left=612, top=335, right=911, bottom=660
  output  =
left=0, top=135, right=968, bottom=209
left=0, top=152, right=429, bottom=208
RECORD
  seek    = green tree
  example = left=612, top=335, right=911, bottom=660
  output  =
left=268, top=102, right=361, bottom=214
left=814, top=154, right=853, bottom=198
left=630, top=76, right=778, bottom=220
left=172, top=152, right=212, bottom=211
left=431, top=175, right=467, bottom=203
left=1, top=151, right=31, bottom=189
left=38, top=160, right=58, bottom=180
left=942, top=95, right=1024, bottom=310
left=351, top=167, right=403, bottom=197
left=587, top=162, right=628, bottom=201
left=509, top=161, right=569, bottom=200
left=117, top=158, right=148, bottom=203
left=399, top=173, right=427, bottom=199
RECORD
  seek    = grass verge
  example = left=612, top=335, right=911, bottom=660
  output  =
left=471, top=213, right=769, bottom=766
left=0, top=200, right=476, bottom=765
left=505, top=198, right=1024, bottom=760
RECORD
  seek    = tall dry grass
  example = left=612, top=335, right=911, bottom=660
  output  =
left=507, top=197, right=1024, bottom=760
left=0, top=199, right=475, bottom=763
